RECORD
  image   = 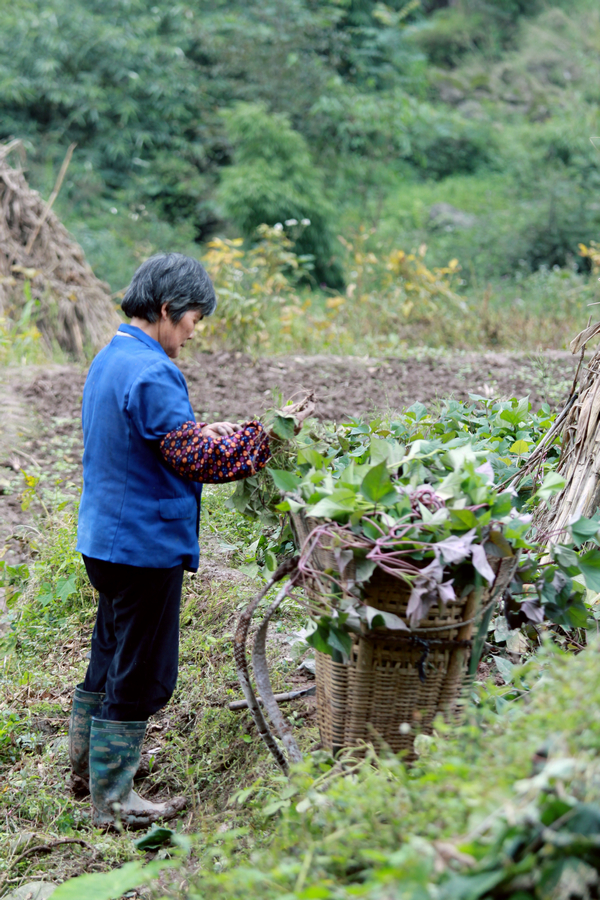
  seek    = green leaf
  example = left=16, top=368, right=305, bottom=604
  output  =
left=446, top=443, right=478, bottom=470
left=56, top=575, right=77, bottom=602
left=355, top=558, right=377, bottom=582
left=570, top=513, right=600, bottom=545
left=509, top=439, right=530, bottom=455
left=360, top=461, right=395, bottom=504
left=440, top=868, right=508, bottom=900
left=494, top=656, right=516, bottom=684
left=308, top=492, right=355, bottom=519
left=578, top=549, right=600, bottom=592
left=553, top=545, right=580, bottom=571
left=134, top=826, right=174, bottom=851
left=361, top=518, right=384, bottom=540
left=327, top=625, right=352, bottom=660
left=490, top=493, right=513, bottom=518
left=535, top=471, right=566, bottom=502
left=566, top=803, right=600, bottom=836
left=370, top=436, right=392, bottom=465
left=366, top=607, right=408, bottom=630
left=52, top=860, right=174, bottom=900
left=567, top=603, right=589, bottom=629
left=269, top=469, right=301, bottom=493
left=370, top=437, right=405, bottom=467
left=278, top=497, right=304, bottom=513
left=271, top=415, right=296, bottom=441
left=449, top=509, right=479, bottom=531
left=263, top=799, right=289, bottom=817
left=503, top=518, right=532, bottom=545
left=297, top=448, right=326, bottom=469
left=407, top=401, right=427, bottom=422
left=225, top=480, right=253, bottom=514
left=306, top=624, right=332, bottom=655
left=499, top=409, right=520, bottom=426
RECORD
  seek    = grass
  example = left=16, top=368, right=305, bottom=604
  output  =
left=0, top=484, right=315, bottom=894
left=172, top=637, right=600, bottom=900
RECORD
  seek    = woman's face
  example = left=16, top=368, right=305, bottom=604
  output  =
left=157, top=306, right=202, bottom=359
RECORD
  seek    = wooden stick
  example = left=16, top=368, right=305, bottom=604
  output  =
left=233, top=558, right=298, bottom=774
left=0, top=837, right=97, bottom=891
left=25, top=142, right=76, bottom=255
left=228, top=686, right=315, bottom=711
left=252, top=577, right=303, bottom=764
left=12, top=837, right=96, bottom=865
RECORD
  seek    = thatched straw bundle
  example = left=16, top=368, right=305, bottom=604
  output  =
left=0, top=141, right=120, bottom=359
left=535, top=322, right=600, bottom=542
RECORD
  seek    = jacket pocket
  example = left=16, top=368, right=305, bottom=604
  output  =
left=159, top=497, right=197, bottom=520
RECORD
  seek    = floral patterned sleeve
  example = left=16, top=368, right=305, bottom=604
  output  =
left=159, top=420, right=271, bottom=483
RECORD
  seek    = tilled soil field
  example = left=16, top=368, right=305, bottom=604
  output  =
left=181, top=349, right=576, bottom=422
left=0, top=348, right=578, bottom=568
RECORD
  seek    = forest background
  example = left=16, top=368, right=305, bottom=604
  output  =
left=3, top=0, right=600, bottom=356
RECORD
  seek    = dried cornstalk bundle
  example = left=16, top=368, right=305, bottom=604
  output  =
left=0, top=141, right=120, bottom=358
left=535, top=325, right=600, bottom=543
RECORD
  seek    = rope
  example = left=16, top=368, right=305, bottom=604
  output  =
left=365, top=633, right=472, bottom=647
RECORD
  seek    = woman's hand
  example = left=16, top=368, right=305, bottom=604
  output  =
left=201, top=421, right=242, bottom=439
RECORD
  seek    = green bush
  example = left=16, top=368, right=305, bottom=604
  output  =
left=409, top=7, right=489, bottom=67
left=410, top=0, right=544, bottom=65
left=407, top=105, right=493, bottom=178
left=218, top=103, right=344, bottom=288
left=309, top=85, right=492, bottom=179
left=516, top=184, right=599, bottom=271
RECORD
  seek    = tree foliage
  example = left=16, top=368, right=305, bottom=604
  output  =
left=0, top=0, right=595, bottom=296
left=218, top=104, right=344, bottom=287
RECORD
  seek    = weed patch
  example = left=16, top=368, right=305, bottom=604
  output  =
left=0, top=485, right=316, bottom=892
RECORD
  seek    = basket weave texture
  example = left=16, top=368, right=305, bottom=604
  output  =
left=292, top=513, right=516, bottom=759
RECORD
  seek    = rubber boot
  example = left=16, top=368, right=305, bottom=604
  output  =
left=89, top=717, right=186, bottom=829
left=68, top=683, right=105, bottom=794
left=68, top=686, right=158, bottom=796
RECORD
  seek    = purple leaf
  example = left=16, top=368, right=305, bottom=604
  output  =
left=475, top=461, right=495, bottom=484
left=437, top=580, right=456, bottom=605
left=520, top=599, right=544, bottom=624
left=433, top=530, right=476, bottom=565
left=334, top=547, right=354, bottom=576
left=406, top=577, right=439, bottom=626
left=406, top=580, right=427, bottom=621
left=471, top=544, right=496, bottom=585
left=420, top=556, right=445, bottom=583
left=551, top=571, right=569, bottom=593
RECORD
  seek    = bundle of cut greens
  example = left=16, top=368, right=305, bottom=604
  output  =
left=259, top=399, right=598, bottom=659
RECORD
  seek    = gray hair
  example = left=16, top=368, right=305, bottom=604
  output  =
left=121, top=253, right=217, bottom=323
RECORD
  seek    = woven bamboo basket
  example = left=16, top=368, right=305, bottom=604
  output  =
left=291, top=512, right=517, bottom=760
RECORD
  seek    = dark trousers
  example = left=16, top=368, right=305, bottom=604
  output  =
left=82, top=555, right=184, bottom=721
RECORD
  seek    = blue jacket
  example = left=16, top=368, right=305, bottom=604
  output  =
left=76, top=323, right=203, bottom=571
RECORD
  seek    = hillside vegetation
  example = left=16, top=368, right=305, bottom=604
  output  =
left=2, top=0, right=600, bottom=354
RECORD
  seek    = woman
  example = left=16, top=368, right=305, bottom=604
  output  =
left=69, top=252, right=311, bottom=829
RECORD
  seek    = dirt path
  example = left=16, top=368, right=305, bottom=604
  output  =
left=1, top=365, right=85, bottom=568
left=0, top=349, right=578, bottom=568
